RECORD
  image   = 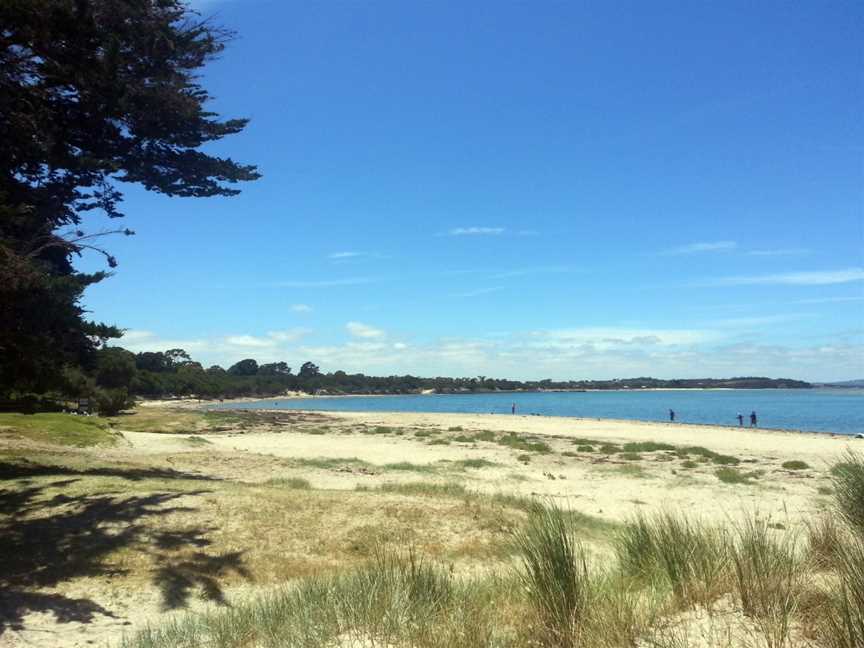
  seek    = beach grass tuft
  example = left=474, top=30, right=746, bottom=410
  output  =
left=830, top=451, right=864, bottom=536
left=511, top=500, right=591, bottom=647
left=731, top=515, right=802, bottom=647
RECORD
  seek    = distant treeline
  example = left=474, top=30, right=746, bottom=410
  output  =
left=42, top=347, right=810, bottom=410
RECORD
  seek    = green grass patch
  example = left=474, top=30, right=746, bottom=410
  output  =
left=0, top=413, right=117, bottom=447
left=781, top=460, right=810, bottom=471
left=716, top=467, right=761, bottom=485
left=374, top=481, right=468, bottom=498
left=266, top=477, right=312, bottom=489
left=184, top=435, right=212, bottom=445
left=677, top=446, right=740, bottom=466
left=470, top=430, right=497, bottom=442
left=516, top=453, right=532, bottom=464
left=453, top=458, right=497, bottom=469
left=294, top=457, right=371, bottom=470
left=362, top=426, right=395, bottom=435
left=383, top=461, right=437, bottom=473
left=496, top=432, right=552, bottom=454
left=576, top=445, right=594, bottom=452
left=614, top=465, right=648, bottom=478
left=680, top=460, right=699, bottom=469
left=447, top=426, right=464, bottom=432
left=427, top=438, right=450, bottom=446
left=619, top=452, right=643, bottom=461
left=452, top=435, right=473, bottom=443
left=623, top=441, right=675, bottom=453
left=599, top=444, right=622, bottom=454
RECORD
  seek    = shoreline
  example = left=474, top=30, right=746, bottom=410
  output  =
left=225, top=406, right=856, bottom=440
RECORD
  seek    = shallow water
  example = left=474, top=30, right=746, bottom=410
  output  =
left=219, top=388, right=864, bottom=435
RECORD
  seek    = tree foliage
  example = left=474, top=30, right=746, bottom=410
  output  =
left=0, top=0, right=259, bottom=396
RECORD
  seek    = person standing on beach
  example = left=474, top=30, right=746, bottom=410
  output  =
left=750, top=411, right=758, bottom=427
left=669, top=409, right=675, bottom=422
left=737, top=413, right=744, bottom=427
left=512, top=403, right=516, bottom=415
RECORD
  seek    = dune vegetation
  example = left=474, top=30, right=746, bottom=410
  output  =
left=119, top=451, right=864, bottom=648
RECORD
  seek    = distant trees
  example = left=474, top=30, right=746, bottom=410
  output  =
left=2, top=339, right=814, bottom=407
left=299, top=362, right=320, bottom=379
left=228, top=359, right=259, bottom=376
left=95, top=348, right=137, bottom=390
left=0, top=0, right=259, bottom=398
left=259, top=362, right=291, bottom=376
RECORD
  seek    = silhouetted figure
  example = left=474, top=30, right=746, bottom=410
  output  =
left=512, top=403, right=516, bottom=415
left=737, top=413, right=744, bottom=427
left=669, top=409, right=675, bottom=422
left=750, top=411, right=757, bottom=427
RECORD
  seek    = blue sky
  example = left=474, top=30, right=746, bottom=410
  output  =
left=81, top=0, right=863, bottom=381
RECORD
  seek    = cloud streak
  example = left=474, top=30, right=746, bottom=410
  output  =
left=444, top=227, right=505, bottom=236
left=275, top=277, right=378, bottom=288
left=700, top=268, right=864, bottom=287
left=745, top=248, right=811, bottom=257
left=662, top=241, right=738, bottom=255
left=451, top=286, right=505, bottom=298
left=346, top=321, right=385, bottom=339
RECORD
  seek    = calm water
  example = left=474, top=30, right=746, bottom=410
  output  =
left=220, top=389, right=864, bottom=435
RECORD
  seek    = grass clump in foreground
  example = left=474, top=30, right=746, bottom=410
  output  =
left=512, top=501, right=591, bottom=647
left=731, top=516, right=802, bottom=647
left=614, top=512, right=728, bottom=607
left=124, top=547, right=498, bottom=648
left=0, top=412, right=118, bottom=447
left=830, top=450, right=864, bottom=536
left=782, top=460, right=810, bottom=471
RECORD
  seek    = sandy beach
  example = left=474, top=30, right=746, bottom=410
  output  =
left=121, top=409, right=850, bottom=526
left=0, top=404, right=857, bottom=648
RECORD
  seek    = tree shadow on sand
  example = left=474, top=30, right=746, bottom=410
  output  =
left=0, top=460, right=251, bottom=636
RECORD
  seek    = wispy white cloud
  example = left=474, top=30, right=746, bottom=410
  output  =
left=491, top=265, right=574, bottom=279
left=291, top=304, right=313, bottom=313
left=529, top=327, right=712, bottom=349
left=444, top=227, right=505, bottom=236
left=267, top=329, right=310, bottom=343
left=710, top=313, right=818, bottom=328
left=700, top=268, right=864, bottom=287
left=346, top=321, right=385, bottom=339
left=789, top=295, right=864, bottom=305
left=451, top=286, right=505, bottom=298
left=745, top=248, right=811, bottom=257
left=662, top=241, right=738, bottom=255
left=328, top=251, right=365, bottom=259
left=224, top=335, right=275, bottom=348
left=275, top=277, right=378, bottom=288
